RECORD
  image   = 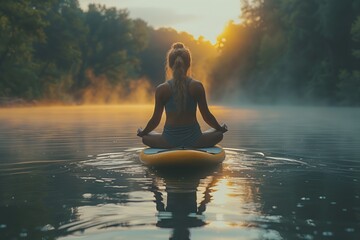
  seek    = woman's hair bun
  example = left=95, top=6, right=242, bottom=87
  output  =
left=172, top=42, right=185, bottom=50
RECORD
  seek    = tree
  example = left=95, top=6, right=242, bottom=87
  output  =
left=34, top=0, right=87, bottom=101
left=337, top=16, right=360, bottom=105
left=0, top=0, right=48, bottom=99
left=210, top=0, right=360, bottom=105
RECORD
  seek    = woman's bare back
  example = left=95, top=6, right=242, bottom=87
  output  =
left=160, top=78, right=199, bottom=126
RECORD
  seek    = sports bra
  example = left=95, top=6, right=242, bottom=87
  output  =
left=165, top=78, right=197, bottom=113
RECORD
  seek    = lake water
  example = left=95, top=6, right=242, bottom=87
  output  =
left=0, top=105, right=359, bottom=240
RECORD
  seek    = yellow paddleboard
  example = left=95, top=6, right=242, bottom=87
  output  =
left=139, top=146, right=225, bottom=166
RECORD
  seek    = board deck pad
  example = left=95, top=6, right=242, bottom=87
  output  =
left=143, top=147, right=222, bottom=155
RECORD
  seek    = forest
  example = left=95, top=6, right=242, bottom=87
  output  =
left=0, top=0, right=359, bottom=106
left=212, top=0, right=360, bottom=105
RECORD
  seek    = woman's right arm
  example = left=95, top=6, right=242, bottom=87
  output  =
left=194, top=82, right=227, bottom=132
left=137, top=85, right=165, bottom=137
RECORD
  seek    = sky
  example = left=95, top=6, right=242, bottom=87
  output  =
left=79, top=0, right=241, bottom=44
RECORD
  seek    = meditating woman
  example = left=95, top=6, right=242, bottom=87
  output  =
left=137, top=42, right=227, bottom=148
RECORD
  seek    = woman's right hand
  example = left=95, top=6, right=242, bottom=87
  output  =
left=220, top=123, right=228, bottom=133
left=137, top=127, right=144, bottom=137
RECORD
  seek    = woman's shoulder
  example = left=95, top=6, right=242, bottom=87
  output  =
left=156, top=82, right=171, bottom=90
left=155, top=82, right=172, bottom=99
left=188, top=78, right=205, bottom=97
left=189, top=78, right=204, bottom=89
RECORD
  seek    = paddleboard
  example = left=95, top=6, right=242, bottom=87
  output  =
left=139, top=145, right=225, bottom=166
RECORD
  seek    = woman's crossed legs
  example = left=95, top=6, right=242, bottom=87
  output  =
left=142, top=128, right=223, bottom=148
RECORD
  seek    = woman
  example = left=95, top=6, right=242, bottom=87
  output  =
left=137, top=42, right=227, bottom=148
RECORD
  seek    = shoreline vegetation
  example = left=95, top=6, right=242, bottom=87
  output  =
left=0, top=97, right=32, bottom=107
left=0, top=0, right=359, bottom=106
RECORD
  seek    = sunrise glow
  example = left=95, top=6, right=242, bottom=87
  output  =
left=79, top=0, right=241, bottom=44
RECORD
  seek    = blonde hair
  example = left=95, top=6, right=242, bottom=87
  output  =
left=166, top=42, right=192, bottom=113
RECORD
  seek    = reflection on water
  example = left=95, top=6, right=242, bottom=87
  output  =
left=150, top=167, right=216, bottom=239
left=0, top=105, right=359, bottom=239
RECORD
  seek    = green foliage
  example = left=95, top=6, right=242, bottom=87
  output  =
left=0, top=1, right=150, bottom=102
left=0, top=0, right=359, bottom=106
left=34, top=0, right=86, bottom=101
left=352, top=16, right=360, bottom=58
left=337, top=70, right=360, bottom=105
left=0, top=0, right=48, bottom=99
left=82, top=5, right=134, bottom=80
left=211, top=0, right=360, bottom=105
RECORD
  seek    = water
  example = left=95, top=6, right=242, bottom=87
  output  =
left=0, top=105, right=359, bottom=240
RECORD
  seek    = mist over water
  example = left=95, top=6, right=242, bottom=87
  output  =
left=0, top=105, right=359, bottom=239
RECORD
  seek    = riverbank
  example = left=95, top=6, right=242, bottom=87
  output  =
left=0, top=97, right=38, bottom=107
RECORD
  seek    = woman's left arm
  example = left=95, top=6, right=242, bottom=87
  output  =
left=137, top=85, right=165, bottom=137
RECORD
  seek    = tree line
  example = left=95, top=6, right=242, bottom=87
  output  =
left=211, top=0, right=360, bottom=105
left=0, top=0, right=215, bottom=105
left=0, top=0, right=359, bottom=106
